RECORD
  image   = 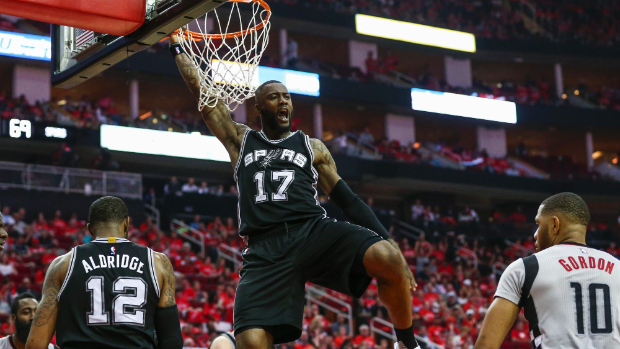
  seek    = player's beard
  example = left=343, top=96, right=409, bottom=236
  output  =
left=260, top=108, right=292, bottom=135
left=14, top=318, right=32, bottom=343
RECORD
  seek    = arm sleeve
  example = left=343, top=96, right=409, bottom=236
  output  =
left=155, top=305, right=183, bottom=349
left=329, top=179, right=390, bottom=240
left=494, top=259, right=526, bottom=306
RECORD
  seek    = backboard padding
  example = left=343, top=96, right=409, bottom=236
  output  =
left=52, top=0, right=225, bottom=88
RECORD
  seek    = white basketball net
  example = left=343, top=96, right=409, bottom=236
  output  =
left=177, top=0, right=271, bottom=112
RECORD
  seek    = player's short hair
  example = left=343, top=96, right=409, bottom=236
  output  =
left=255, top=80, right=283, bottom=101
left=11, top=292, right=36, bottom=316
left=88, top=196, right=129, bottom=227
left=540, top=192, right=590, bottom=226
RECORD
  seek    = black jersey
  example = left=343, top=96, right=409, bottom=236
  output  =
left=56, top=238, right=160, bottom=349
left=235, top=129, right=326, bottom=236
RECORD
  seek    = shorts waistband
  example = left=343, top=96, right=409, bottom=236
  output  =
left=246, top=220, right=309, bottom=244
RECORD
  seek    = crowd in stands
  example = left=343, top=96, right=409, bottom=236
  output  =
left=273, top=0, right=620, bottom=48
left=0, top=92, right=208, bottom=135
left=1, top=195, right=618, bottom=348
left=331, top=130, right=539, bottom=179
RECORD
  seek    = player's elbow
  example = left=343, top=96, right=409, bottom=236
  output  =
left=25, top=337, right=48, bottom=349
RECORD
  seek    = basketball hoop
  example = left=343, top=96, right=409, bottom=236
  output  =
left=175, top=0, right=271, bottom=111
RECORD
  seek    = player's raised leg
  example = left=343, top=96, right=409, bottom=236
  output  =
left=309, top=139, right=420, bottom=349
left=236, top=329, right=273, bottom=349
left=363, top=241, right=419, bottom=349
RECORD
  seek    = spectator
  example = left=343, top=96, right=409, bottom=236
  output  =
left=164, top=176, right=183, bottom=196
left=353, top=325, right=375, bottom=347
left=508, top=206, right=527, bottom=225
left=411, top=199, right=425, bottom=221
left=510, top=321, right=529, bottom=344
left=13, top=236, right=29, bottom=255
left=0, top=254, right=15, bottom=276
left=458, top=206, right=479, bottom=222
left=334, top=131, right=348, bottom=154
left=331, top=313, right=350, bottom=335
left=364, top=51, right=379, bottom=78
left=358, top=127, right=374, bottom=147
left=383, top=50, right=398, bottom=72
left=286, top=37, right=299, bottom=69
left=190, top=215, right=202, bottom=230
left=182, top=178, right=199, bottom=193
left=1, top=207, right=15, bottom=226
left=198, top=181, right=210, bottom=194
left=12, top=212, right=26, bottom=236
left=16, top=278, right=39, bottom=299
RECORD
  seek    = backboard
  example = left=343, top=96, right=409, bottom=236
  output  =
left=51, top=0, right=225, bottom=88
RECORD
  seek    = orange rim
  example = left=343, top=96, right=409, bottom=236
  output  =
left=176, top=0, right=270, bottom=42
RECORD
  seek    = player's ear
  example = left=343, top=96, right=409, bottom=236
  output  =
left=552, top=216, right=561, bottom=235
left=10, top=313, right=16, bottom=324
left=86, top=223, right=95, bottom=238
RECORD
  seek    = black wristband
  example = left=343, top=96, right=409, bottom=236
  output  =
left=169, top=43, right=184, bottom=57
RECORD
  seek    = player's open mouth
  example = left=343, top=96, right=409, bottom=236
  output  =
left=278, top=109, right=289, bottom=122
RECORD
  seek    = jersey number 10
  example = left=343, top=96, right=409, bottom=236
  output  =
left=570, top=282, right=612, bottom=334
left=86, top=276, right=147, bottom=326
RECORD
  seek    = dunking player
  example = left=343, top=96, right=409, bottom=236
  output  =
left=25, top=197, right=183, bottom=349
left=475, top=193, right=620, bottom=349
left=170, top=34, right=421, bottom=349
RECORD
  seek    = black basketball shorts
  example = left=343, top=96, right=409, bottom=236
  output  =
left=233, top=217, right=382, bottom=344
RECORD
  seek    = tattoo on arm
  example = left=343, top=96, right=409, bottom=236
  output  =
left=33, top=258, right=62, bottom=327
left=158, top=254, right=177, bottom=307
left=311, top=139, right=337, bottom=172
left=175, top=54, right=201, bottom=99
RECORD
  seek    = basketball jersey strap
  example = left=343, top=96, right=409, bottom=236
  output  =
left=520, top=255, right=542, bottom=348
left=519, top=254, right=539, bottom=308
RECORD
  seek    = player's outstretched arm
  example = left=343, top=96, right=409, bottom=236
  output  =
left=26, top=252, right=71, bottom=349
left=170, top=33, right=248, bottom=167
left=153, top=252, right=183, bottom=349
left=474, top=297, right=520, bottom=349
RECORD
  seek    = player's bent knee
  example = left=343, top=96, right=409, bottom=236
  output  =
left=364, top=240, right=405, bottom=281
left=236, top=328, right=273, bottom=349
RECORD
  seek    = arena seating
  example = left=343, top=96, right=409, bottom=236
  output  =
left=0, top=199, right=616, bottom=348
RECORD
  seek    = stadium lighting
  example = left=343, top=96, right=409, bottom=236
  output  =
left=411, top=88, right=517, bottom=124
left=355, top=14, right=476, bottom=53
left=211, top=60, right=321, bottom=97
left=100, top=125, right=230, bottom=162
left=0, top=30, right=51, bottom=61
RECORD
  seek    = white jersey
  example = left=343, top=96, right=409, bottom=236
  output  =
left=0, top=335, right=54, bottom=349
left=495, top=242, right=620, bottom=349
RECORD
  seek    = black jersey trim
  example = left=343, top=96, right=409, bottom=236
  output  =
left=234, top=128, right=251, bottom=181
left=258, top=130, right=299, bottom=143
left=519, top=255, right=539, bottom=308
left=148, top=248, right=160, bottom=298
left=57, top=247, right=77, bottom=301
left=304, top=135, right=327, bottom=218
left=519, top=255, right=541, bottom=348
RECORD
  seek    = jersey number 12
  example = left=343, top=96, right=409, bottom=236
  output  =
left=86, top=276, right=147, bottom=326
